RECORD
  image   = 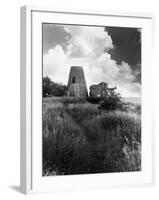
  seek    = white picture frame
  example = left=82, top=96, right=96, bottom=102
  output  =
left=20, top=6, right=155, bottom=194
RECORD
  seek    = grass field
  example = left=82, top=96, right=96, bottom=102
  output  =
left=42, top=97, right=141, bottom=176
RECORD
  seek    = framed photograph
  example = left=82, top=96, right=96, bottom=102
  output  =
left=20, top=6, right=154, bottom=194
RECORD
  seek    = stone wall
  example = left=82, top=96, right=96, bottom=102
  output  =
left=90, top=82, right=112, bottom=97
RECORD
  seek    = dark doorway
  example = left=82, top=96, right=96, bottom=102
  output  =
left=72, top=77, right=75, bottom=83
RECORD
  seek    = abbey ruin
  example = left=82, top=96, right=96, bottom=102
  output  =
left=90, top=82, right=116, bottom=98
left=67, top=66, right=116, bottom=98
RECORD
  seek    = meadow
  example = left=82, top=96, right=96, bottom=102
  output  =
left=42, top=97, right=141, bottom=176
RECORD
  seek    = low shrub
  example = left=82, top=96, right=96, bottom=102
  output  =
left=87, top=97, right=104, bottom=104
left=99, top=95, right=126, bottom=112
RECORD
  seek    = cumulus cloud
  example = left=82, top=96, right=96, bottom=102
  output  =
left=43, top=45, right=69, bottom=84
left=43, top=25, right=141, bottom=97
left=64, top=26, right=114, bottom=58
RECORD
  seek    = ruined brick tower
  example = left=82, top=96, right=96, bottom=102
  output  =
left=67, top=66, right=88, bottom=98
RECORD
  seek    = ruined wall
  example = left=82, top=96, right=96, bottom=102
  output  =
left=90, top=82, right=117, bottom=98
left=90, top=82, right=109, bottom=97
left=67, top=66, right=88, bottom=98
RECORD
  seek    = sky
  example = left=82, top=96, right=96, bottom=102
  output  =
left=43, top=24, right=141, bottom=97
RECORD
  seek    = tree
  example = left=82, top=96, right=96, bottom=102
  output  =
left=99, top=89, right=126, bottom=112
left=51, top=82, right=67, bottom=97
left=43, top=76, right=53, bottom=97
left=43, top=76, right=67, bottom=97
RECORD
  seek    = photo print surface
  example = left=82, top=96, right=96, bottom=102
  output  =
left=42, top=23, right=141, bottom=176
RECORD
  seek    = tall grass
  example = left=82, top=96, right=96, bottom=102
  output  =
left=43, top=103, right=141, bottom=176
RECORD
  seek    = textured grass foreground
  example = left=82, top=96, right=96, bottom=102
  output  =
left=42, top=103, right=141, bottom=176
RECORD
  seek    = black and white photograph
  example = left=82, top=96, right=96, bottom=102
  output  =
left=42, top=23, right=141, bottom=176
